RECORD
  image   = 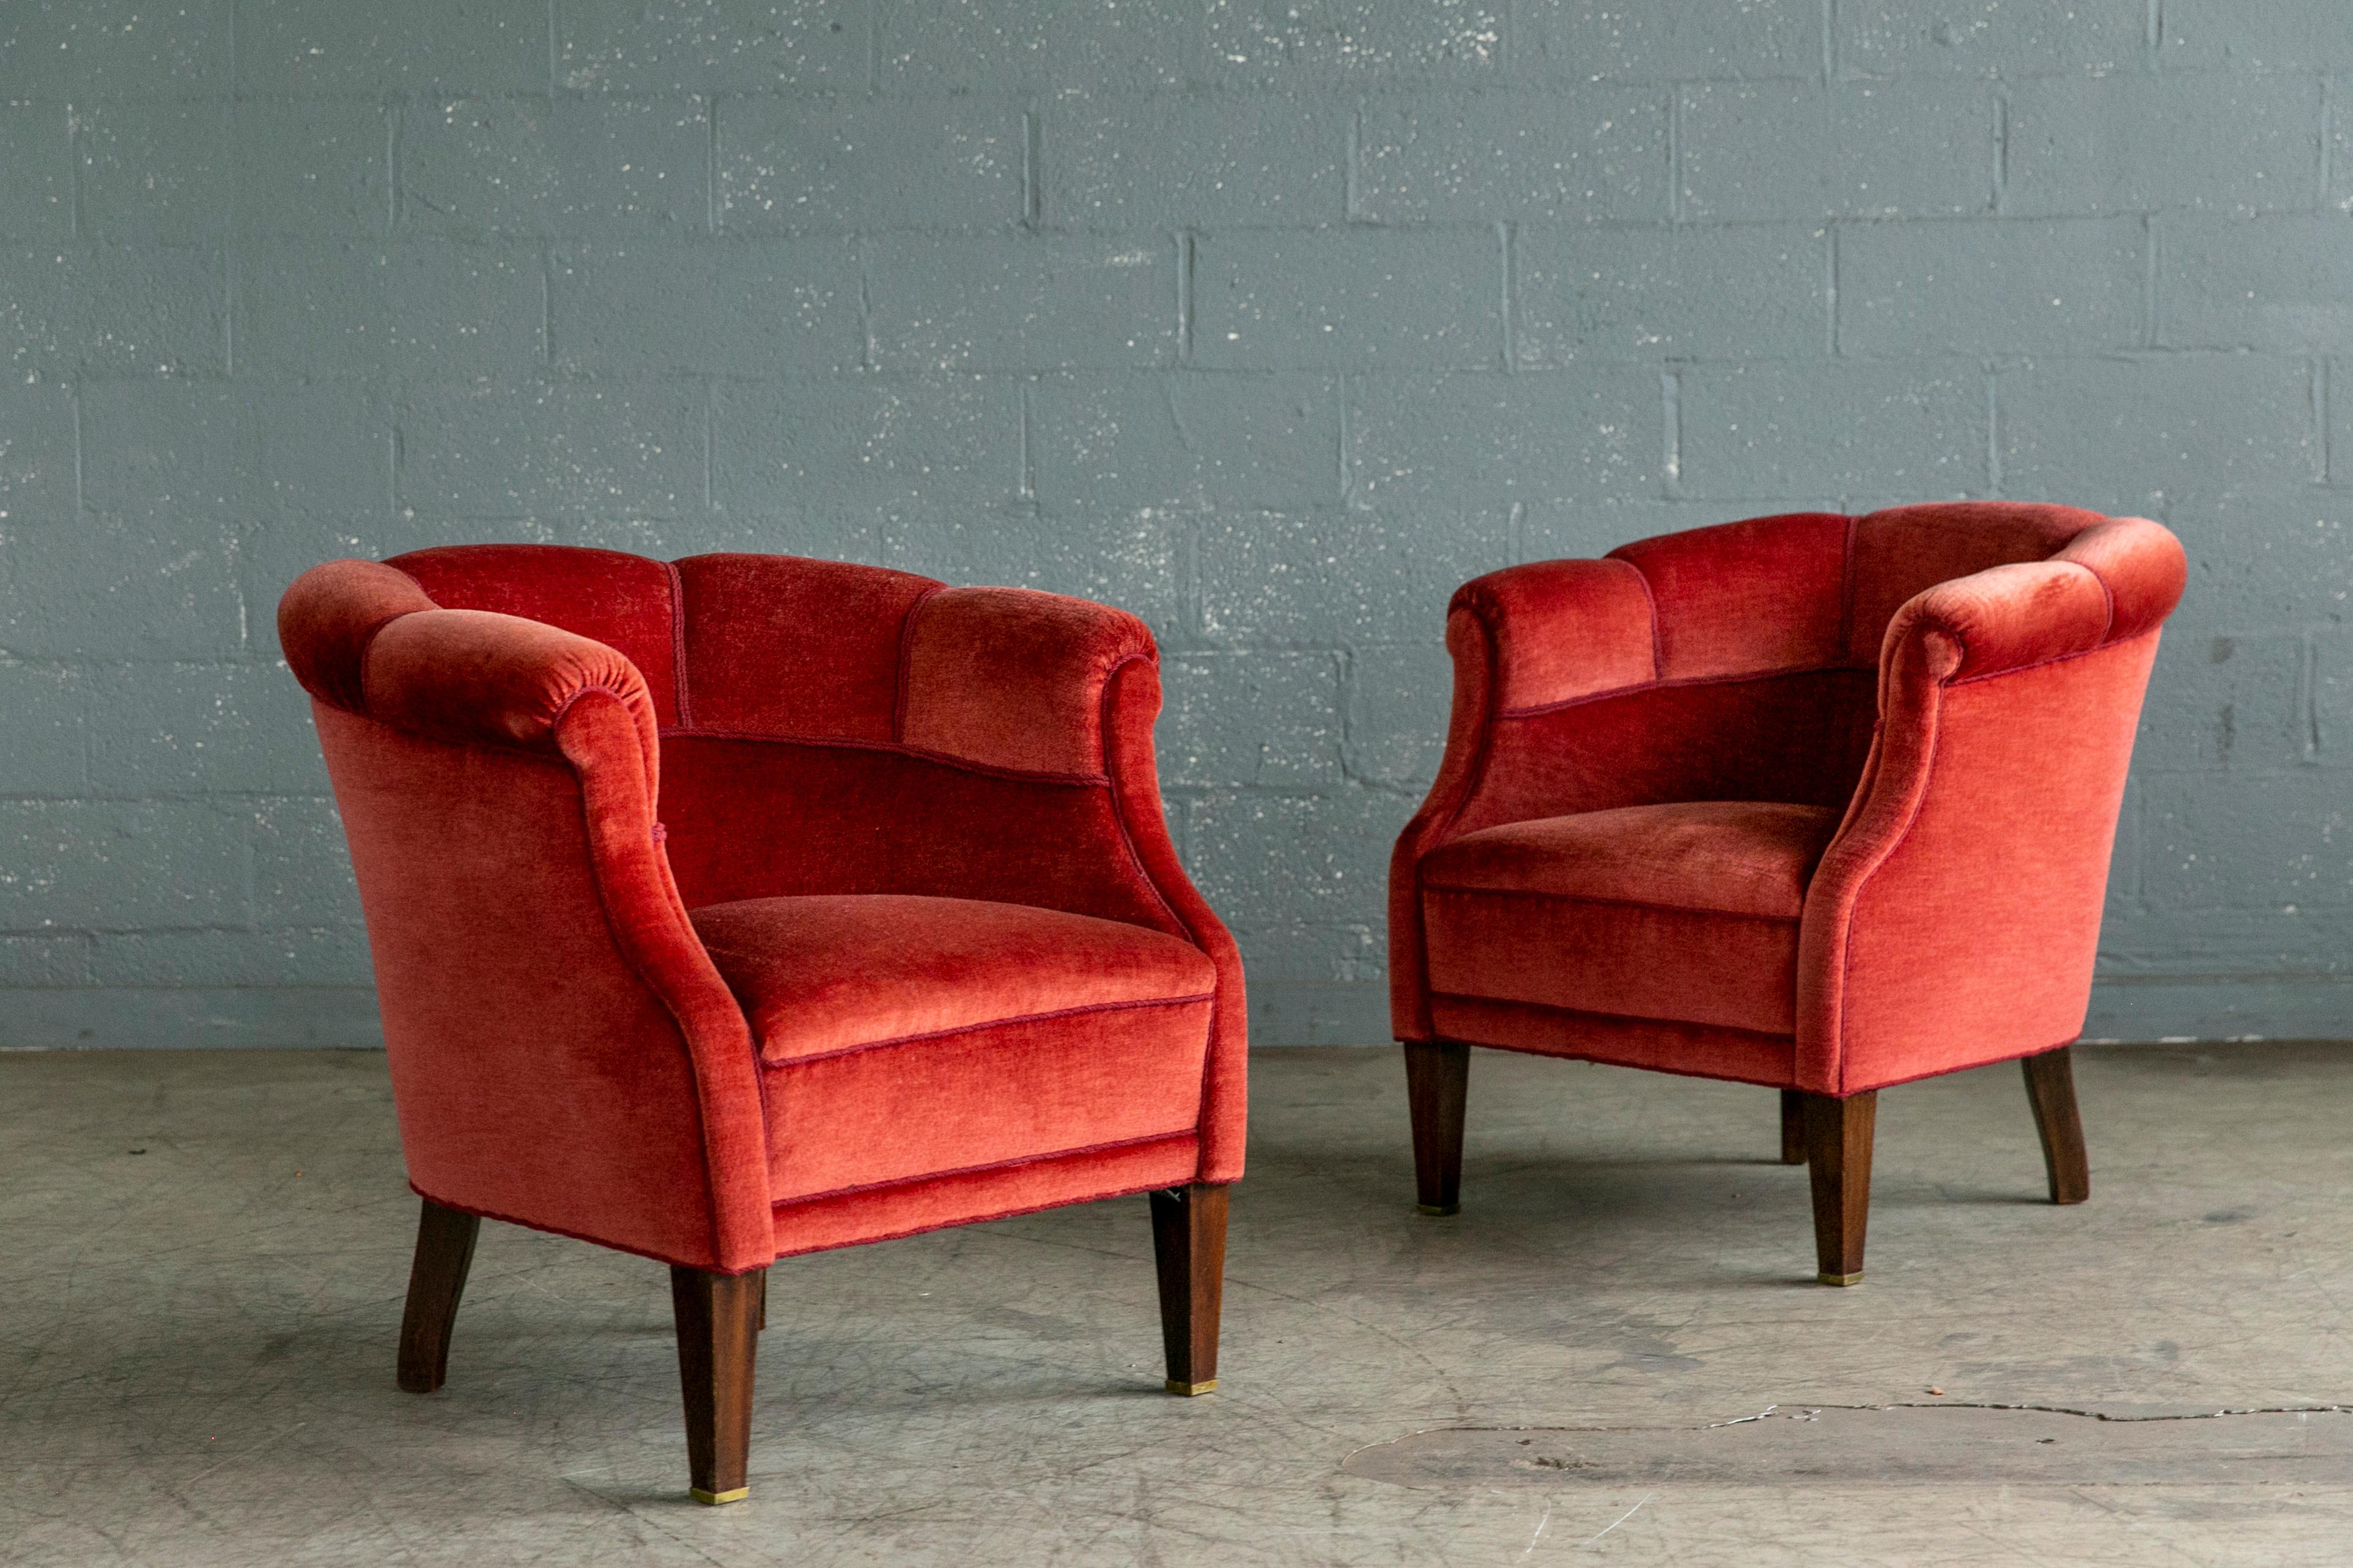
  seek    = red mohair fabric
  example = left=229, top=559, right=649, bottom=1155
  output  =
left=279, top=547, right=1246, bottom=1273
left=1392, top=505, right=2184, bottom=1097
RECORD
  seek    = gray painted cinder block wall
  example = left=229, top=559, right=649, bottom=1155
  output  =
left=2, top=1, right=2348, bottom=1048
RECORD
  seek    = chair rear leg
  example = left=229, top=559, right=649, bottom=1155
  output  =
left=1150, top=1183, right=1227, bottom=1396
left=2021, top=1047, right=2091, bottom=1204
left=1403, top=1039, right=1469, bottom=1216
left=397, top=1199, right=480, bottom=1393
left=1779, top=1089, right=1806, bottom=1165
left=671, top=1267, right=763, bottom=1504
left=1803, top=1091, right=1877, bottom=1286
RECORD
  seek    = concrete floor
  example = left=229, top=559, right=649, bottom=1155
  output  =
left=4, top=1044, right=2351, bottom=1565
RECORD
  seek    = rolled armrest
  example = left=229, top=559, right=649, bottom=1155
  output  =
left=1882, top=559, right=2114, bottom=683
left=898, top=586, right=1157, bottom=777
left=1450, top=558, right=1658, bottom=713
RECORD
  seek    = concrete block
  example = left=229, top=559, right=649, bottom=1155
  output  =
left=1839, top=0, right=2143, bottom=76
left=1516, top=222, right=1827, bottom=366
left=236, top=240, right=542, bottom=377
left=718, top=97, right=1021, bottom=234
left=558, top=0, right=868, bottom=92
left=87, top=663, right=328, bottom=796
left=1345, top=642, right=1452, bottom=785
left=564, top=509, right=881, bottom=567
left=249, top=797, right=364, bottom=928
left=2138, top=633, right=2308, bottom=773
left=876, top=505, right=1186, bottom=633
left=1355, top=87, right=1666, bottom=224
left=0, top=103, right=72, bottom=241
left=2316, top=628, right=2353, bottom=768
left=79, top=381, right=391, bottom=525
left=0, top=0, right=227, bottom=95
left=0, top=517, right=245, bottom=660
left=868, top=234, right=1177, bottom=371
left=1839, top=218, right=2143, bottom=357
left=1348, top=366, right=1661, bottom=506
left=711, top=377, right=1018, bottom=514
left=552, top=237, right=860, bottom=376
left=0, top=935, right=93, bottom=987
left=1204, top=0, right=1502, bottom=81
left=1193, top=227, right=1502, bottom=370
left=2143, top=771, right=2353, bottom=910
left=1030, top=372, right=1342, bottom=510
left=403, top=97, right=709, bottom=235
left=1998, top=355, right=2316, bottom=515
left=2008, top=75, right=2322, bottom=218
left=2162, top=2, right=2353, bottom=71
left=1182, top=789, right=1394, bottom=927
left=237, top=0, right=547, bottom=94
left=1048, top=94, right=1347, bottom=229
left=1162, top=652, right=1344, bottom=787
left=1520, top=0, right=1820, bottom=79
left=1519, top=498, right=1807, bottom=561
left=880, top=0, right=1197, bottom=91
left=75, top=100, right=231, bottom=240
left=0, top=800, right=249, bottom=931
left=0, top=663, right=87, bottom=797
left=234, top=100, right=392, bottom=237
left=2161, top=215, right=2353, bottom=353
left=87, top=927, right=375, bottom=988
left=1197, top=506, right=1510, bottom=646
left=400, top=381, right=705, bottom=517
left=2167, top=490, right=2352, bottom=629
left=0, top=381, right=78, bottom=526
left=0, top=244, right=225, bottom=377
left=241, top=521, right=383, bottom=658
left=1677, top=361, right=1987, bottom=501
left=1680, top=81, right=1992, bottom=221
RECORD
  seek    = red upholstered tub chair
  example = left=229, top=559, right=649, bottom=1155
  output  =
left=279, top=546, right=1245, bottom=1503
left=1389, top=504, right=2184, bottom=1285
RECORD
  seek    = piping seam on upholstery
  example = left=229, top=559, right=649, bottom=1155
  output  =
left=891, top=582, right=947, bottom=743
left=1428, top=992, right=1795, bottom=1044
left=1838, top=513, right=1858, bottom=655
left=1828, top=679, right=1945, bottom=1097
left=1421, top=884, right=1804, bottom=923
left=662, top=724, right=1110, bottom=787
left=1619, top=558, right=1664, bottom=679
left=1496, top=660, right=1869, bottom=721
left=406, top=1180, right=742, bottom=1275
left=770, top=1130, right=1197, bottom=1210
left=1945, top=624, right=2153, bottom=688
left=1098, top=652, right=1194, bottom=939
left=663, top=558, right=694, bottom=727
left=757, top=990, right=1218, bottom=1068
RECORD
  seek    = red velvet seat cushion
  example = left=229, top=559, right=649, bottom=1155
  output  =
left=689, top=895, right=1216, bottom=1202
left=1418, top=801, right=1841, bottom=1036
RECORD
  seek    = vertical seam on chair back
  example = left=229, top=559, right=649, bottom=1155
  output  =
left=1837, top=513, right=1859, bottom=658
left=892, top=583, right=947, bottom=743
left=664, top=559, right=694, bottom=727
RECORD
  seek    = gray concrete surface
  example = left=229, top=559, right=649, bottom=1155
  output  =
left=5, top=2, right=2353, bottom=1049
left=5, top=1042, right=2350, bottom=1564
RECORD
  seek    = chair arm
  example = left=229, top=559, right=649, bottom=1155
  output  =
left=898, top=586, right=1158, bottom=778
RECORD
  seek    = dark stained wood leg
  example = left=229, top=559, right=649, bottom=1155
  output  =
left=1803, top=1091, right=1877, bottom=1286
left=1150, top=1183, right=1228, bottom=1396
left=755, top=1268, right=767, bottom=1333
left=1779, top=1089, right=1806, bottom=1165
left=1403, top=1039, right=1469, bottom=1215
left=2021, top=1047, right=2091, bottom=1205
left=671, top=1267, right=763, bottom=1504
left=396, top=1199, right=479, bottom=1393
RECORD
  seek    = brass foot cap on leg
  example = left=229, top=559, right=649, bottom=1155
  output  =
left=1165, top=1378, right=1217, bottom=1396
left=690, top=1487, right=750, bottom=1506
left=1817, top=1270, right=1864, bottom=1287
left=1416, top=1203, right=1460, bottom=1217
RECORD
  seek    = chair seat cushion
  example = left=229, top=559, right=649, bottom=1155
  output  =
left=1419, top=801, right=1841, bottom=1036
left=690, top=895, right=1216, bottom=1202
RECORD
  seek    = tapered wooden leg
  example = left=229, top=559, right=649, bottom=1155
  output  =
left=755, top=1268, right=767, bottom=1332
left=1150, top=1183, right=1227, bottom=1396
left=396, top=1199, right=479, bottom=1393
left=1403, top=1039, right=1469, bottom=1216
left=2022, top=1047, right=2091, bottom=1205
left=1803, top=1091, right=1876, bottom=1286
left=1779, top=1089, right=1806, bottom=1165
left=671, top=1267, right=763, bottom=1504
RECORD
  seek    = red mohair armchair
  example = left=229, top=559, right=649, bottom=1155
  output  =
left=1389, top=504, right=2184, bottom=1284
left=279, top=546, right=1246, bottom=1503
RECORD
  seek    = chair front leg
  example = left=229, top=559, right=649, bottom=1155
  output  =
left=1150, top=1183, right=1227, bottom=1396
left=671, top=1267, right=764, bottom=1504
left=1803, top=1091, right=1877, bottom=1286
left=397, top=1199, right=480, bottom=1393
left=1779, top=1089, right=1806, bottom=1165
left=1402, top=1039, right=1469, bottom=1215
left=2021, top=1047, right=2091, bottom=1204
